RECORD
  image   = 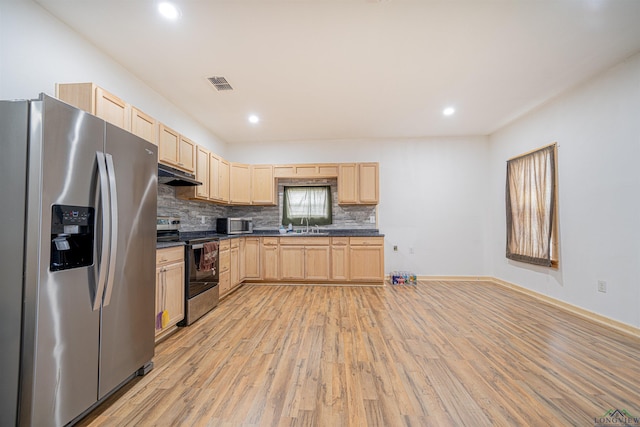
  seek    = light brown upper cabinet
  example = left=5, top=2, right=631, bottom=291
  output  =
left=56, top=83, right=130, bottom=130
left=131, top=107, right=157, bottom=145
left=273, top=163, right=339, bottom=179
left=195, top=146, right=210, bottom=199
left=230, top=162, right=251, bottom=205
left=179, top=136, right=196, bottom=173
left=357, top=162, right=379, bottom=204
left=158, top=124, right=195, bottom=174
left=218, top=157, right=230, bottom=203
left=251, top=165, right=275, bottom=205
left=338, top=162, right=379, bottom=205
left=208, top=152, right=228, bottom=203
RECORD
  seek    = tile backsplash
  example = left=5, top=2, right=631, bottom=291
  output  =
left=157, top=178, right=377, bottom=231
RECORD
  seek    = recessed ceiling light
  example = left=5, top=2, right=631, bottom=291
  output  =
left=158, top=2, right=180, bottom=20
left=248, top=115, right=260, bottom=124
left=443, top=107, right=455, bottom=116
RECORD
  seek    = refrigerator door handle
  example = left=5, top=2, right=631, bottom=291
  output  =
left=103, top=153, right=119, bottom=307
left=94, top=151, right=111, bottom=311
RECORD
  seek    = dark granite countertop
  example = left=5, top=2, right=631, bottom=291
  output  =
left=251, top=229, right=384, bottom=238
left=156, top=241, right=186, bottom=249
left=156, top=229, right=383, bottom=248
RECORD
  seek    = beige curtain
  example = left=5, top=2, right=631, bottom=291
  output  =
left=506, top=144, right=556, bottom=266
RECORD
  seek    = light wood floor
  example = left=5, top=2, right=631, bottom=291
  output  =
left=79, top=281, right=640, bottom=426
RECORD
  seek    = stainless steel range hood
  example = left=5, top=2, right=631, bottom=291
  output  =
left=158, top=163, right=202, bottom=186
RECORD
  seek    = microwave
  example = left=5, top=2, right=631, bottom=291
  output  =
left=216, top=217, right=253, bottom=234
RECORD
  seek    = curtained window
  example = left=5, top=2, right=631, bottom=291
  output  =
left=505, top=144, right=558, bottom=267
left=282, top=186, right=332, bottom=227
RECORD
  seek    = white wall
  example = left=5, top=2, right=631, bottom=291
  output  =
left=488, top=52, right=640, bottom=328
left=228, top=136, right=491, bottom=277
left=0, top=0, right=226, bottom=154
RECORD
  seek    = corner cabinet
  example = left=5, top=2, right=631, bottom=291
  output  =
left=338, top=162, right=379, bottom=205
left=155, top=246, right=185, bottom=342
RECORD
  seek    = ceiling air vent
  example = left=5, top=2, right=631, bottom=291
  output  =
left=207, top=76, right=233, bottom=91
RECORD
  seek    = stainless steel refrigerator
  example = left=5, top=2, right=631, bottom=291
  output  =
left=0, top=94, right=158, bottom=426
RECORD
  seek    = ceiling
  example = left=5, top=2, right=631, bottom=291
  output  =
left=34, top=0, right=640, bottom=144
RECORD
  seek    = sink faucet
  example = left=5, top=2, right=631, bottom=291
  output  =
left=301, top=217, right=309, bottom=233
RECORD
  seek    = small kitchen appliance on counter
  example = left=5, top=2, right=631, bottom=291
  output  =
left=216, top=217, right=253, bottom=234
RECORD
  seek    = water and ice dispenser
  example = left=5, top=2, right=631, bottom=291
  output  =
left=50, top=205, right=95, bottom=271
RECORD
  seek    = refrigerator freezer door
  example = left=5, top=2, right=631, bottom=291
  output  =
left=98, top=123, right=157, bottom=398
left=24, top=96, right=104, bottom=426
left=0, top=100, right=29, bottom=427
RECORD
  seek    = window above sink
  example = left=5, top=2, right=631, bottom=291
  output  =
left=282, top=185, right=332, bottom=227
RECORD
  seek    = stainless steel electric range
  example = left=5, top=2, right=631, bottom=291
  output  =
left=157, top=217, right=220, bottom=326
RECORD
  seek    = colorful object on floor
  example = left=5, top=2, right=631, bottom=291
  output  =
left=391, top=271, right=417, bottom=285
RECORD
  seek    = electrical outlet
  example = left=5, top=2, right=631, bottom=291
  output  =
left=597, top=280, right=607, bottom=293
left=393, top=245, right=398, bottom=252
left=369, top=215, right=376, bottom=223
left=201, top=216, right=206, bottom=224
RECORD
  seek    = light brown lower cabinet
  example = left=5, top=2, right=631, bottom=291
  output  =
left=262, top=237, right=279, bottom=281
left=230, top=239, right=240, bottom=287
left=278, top=237, right=334, bottom=282
left=279, top=245, right=306, bottom=280
left=331, top=237, right=350, bottom=281
left=155, top=246, right=185, bottom=342
left=244, top=237, right=261, bottom=279
left=233, top=235, right=384, bottom=286
left=218, top=240, right=231, bottom=296
left=305, top=246, right=331, bottom=281
left=348, top=237, right=385, bottom=282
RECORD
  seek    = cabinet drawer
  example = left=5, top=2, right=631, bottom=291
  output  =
left=262, top=237, right=279, bottom=246
left=156, top=246, right=184, bottom=265
left=230, top=238, right=240, bottom=249
left=280, top=236, right=330, bottom=246
left=349, top=237, right=383, bottom=246
left=331, top=237, right=349, bottom=246
left=219, top=240, right=231, bottom=251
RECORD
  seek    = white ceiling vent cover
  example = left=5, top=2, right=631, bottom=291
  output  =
left=207, top=76, right=233, bottom=91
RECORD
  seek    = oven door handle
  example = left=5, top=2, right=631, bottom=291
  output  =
left=191, top=243, right=219, bottom=250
